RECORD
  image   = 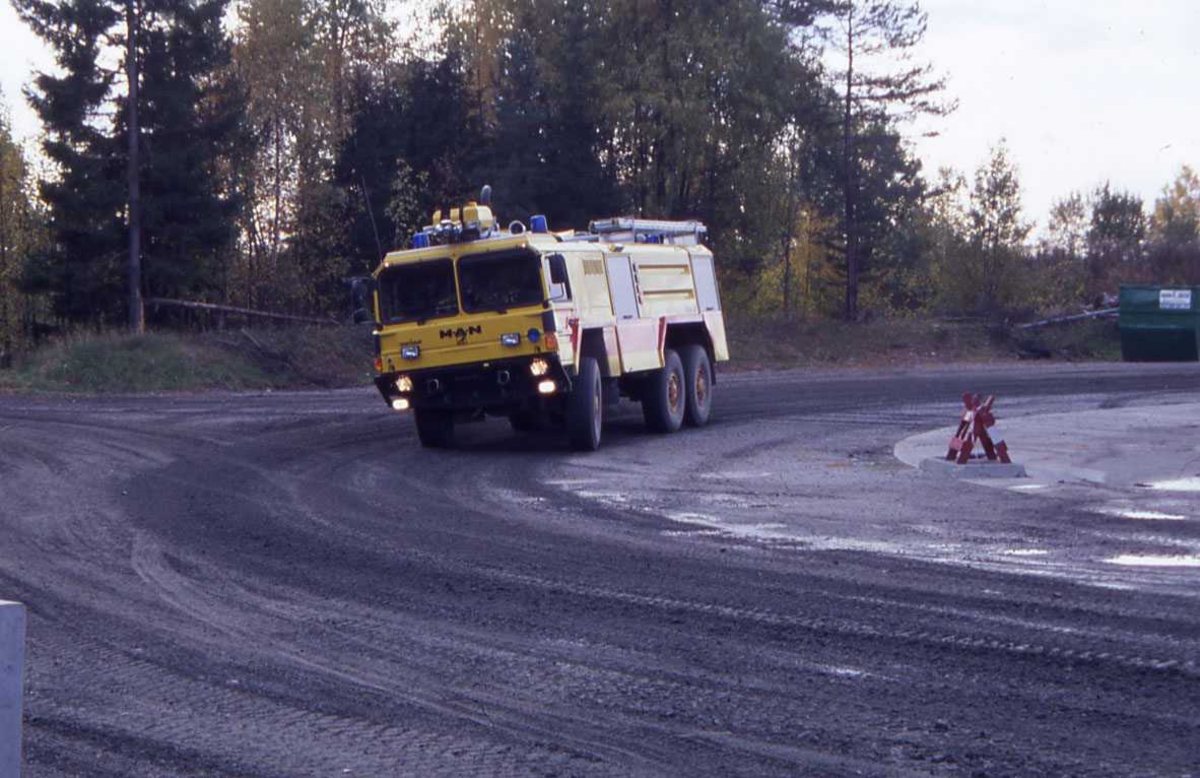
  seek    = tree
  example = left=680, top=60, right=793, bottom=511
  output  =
left=0, top=97, right=45, bottom=360
left=1045, top=192, right=1088, bottom=259
left=14, top=0, right=125, bottom=324
left=1150, top=166, right=1200, bottom=246
left=132, top=0, right=245, bottom=310
left=1087, top=182, right=1145, bottom=296
left=231, top=0, right=394, bottom=313
left=14, top=0, right=245, bottom=329
left=950, top=141, right=1030, bottom=314
left=1147, top=166, right=1200, bottom=284
left=818, top=0, right=954, bottom=320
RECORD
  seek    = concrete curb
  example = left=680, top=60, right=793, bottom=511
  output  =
left=1, top=601, right=24, bottom=778
left=918, top=457, right=1027, bottom=478
left=894, top=401, right=1200, bottom=490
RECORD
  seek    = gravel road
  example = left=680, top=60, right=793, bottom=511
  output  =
left=2, top=362, right=1199, bottom=777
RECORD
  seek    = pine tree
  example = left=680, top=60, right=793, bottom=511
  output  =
left=14, top=0, right=244, bottom=328
left=133, top=0, right=244, bottom=308
left=14, top=0, right=126, bottom=324
left=818, top=0, right=954, bottom=320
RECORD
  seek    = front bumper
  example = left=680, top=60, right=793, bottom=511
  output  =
left=374, top=356, right=572, bottom=411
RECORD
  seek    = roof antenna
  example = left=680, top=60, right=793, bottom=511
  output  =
left=360, top=175, right=385, bottom=261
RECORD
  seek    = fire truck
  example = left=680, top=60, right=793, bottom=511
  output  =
left=353, top=187, right=729, bottom=451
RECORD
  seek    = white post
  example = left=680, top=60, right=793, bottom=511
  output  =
left=0, top=601, right=24, bottom=778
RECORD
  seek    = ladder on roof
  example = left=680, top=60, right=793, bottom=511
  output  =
left=587, top=217, right=708, bottom=246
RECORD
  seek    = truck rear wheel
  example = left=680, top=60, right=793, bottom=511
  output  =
left=642, top=349, right=685, bottom=433
left=567, top=357, right=603, bottom=451
left=680, top=344, right=713, bottom=427
left=414, top=408, right=454, bottom=448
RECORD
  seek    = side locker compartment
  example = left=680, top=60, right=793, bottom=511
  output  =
left=690, top=251, right=730, bottom=361
left=606, top=253, right=662, bottom=373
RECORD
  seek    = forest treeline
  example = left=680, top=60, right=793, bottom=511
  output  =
left=2, top=0, right=1199, bottom=361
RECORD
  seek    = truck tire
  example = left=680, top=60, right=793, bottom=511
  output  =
left=567, top=357, right=603, bottom=451
left=414, top=408, right=454, bottom=448
left=680, top=344, right=713, bottom=427
left=642, top=349, right=685, bottom=433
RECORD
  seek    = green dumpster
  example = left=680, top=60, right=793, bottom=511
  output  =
left=1119, top=285, right=1200, bottom=361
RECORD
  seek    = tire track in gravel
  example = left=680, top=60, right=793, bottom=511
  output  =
left=5, top=363, right=1200, bottom=776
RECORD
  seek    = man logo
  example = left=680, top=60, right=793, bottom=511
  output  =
left=440, top=325, right=482, bottom=345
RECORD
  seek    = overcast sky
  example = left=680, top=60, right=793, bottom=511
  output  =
left=3, top=1, right=1198, bottom=232
left=910, top=0, right=1200, bottom=228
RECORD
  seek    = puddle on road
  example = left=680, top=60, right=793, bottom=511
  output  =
left=664, top=511, right=792, bottom=541
left=574, top=490, right=629, bottom=505
left=1001, top=549, right=1050, bottom=557
left=1098, top=508, right=1187, bottom=521
left=1105, top=554, right=1200, bottom=568
left=1139, top=477, right=1200, bottom=493
left=698, top=471, right=774, bottom=481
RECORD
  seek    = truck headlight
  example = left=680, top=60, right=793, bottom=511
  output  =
left=396, top=375, right=413, bottom=393
left=500, top=332, right=521, bottom=347
left=530, top=358, right=549, bottom=377
left=401, top=345, right=420, bottom=360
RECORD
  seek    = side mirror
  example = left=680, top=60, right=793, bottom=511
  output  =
left=350, top=277, right=376, bottom=325
left=548, top=254, right=568, bottom=285
left=546, top=253, right=571, bottom=303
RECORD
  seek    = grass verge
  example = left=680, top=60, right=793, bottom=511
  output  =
left=0, top=327, right=375, bottom=393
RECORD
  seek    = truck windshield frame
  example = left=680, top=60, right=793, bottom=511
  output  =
left=458, top=249, right=545, bottom=314
left=378, top=259, right=459, bottom=325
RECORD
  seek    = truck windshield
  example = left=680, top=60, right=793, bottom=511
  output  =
left=458, top=250, right=544, bottom=314
left=378, top=259, right=459, bottom=324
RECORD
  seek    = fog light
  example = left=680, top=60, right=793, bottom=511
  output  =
left=391, top=398, right=411, bottom=411
left=537, top=380, right=556, bottom=395
left=401, top=345, right=420, bottom=360
left=501, top=332, right=521, bottom=347
left=396, top=375, right=413, bottom=393
left=530, top=358, right=549, bottom=377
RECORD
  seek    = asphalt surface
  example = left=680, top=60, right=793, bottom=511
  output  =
left=2, top=362, right=1199, bottom=777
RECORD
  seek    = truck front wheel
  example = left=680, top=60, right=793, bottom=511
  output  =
left=642, top=349, right=685, bottom=433
left=567, top=357, right=603, bottom=451
left=414, top=408, right=455, bottom=448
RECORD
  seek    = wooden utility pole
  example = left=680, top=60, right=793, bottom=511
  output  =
left=126, top=0, right=144, bottom=334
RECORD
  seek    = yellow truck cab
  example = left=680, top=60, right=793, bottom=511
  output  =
left=357, top=187, right=729, bottom=450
